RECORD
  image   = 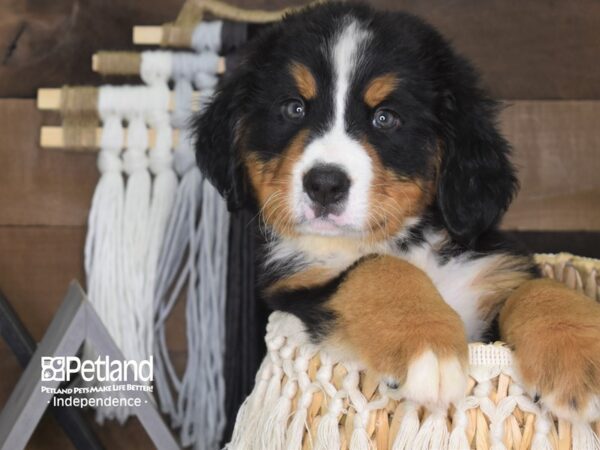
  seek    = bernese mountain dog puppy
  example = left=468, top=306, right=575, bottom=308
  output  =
left=194, top=2, right=600, bottom=421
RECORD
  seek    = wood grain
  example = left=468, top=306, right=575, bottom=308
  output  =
left=501, top=101, right=600, bottom=231
left=0, top=100, right=98, bottom=227
left=1, top=0, right=599, bottom=99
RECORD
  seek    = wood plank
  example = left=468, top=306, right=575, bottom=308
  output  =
left=0, top=0, right=186, bottom=98
left=0, top=226, right=87, bottom=340
left=371, top=0, right=600, bottom=100
left=500, top=101, right=600, bottom=231
left=0, top=99, right=98, bottom=227
left=2, top=0, right=599, bottom=99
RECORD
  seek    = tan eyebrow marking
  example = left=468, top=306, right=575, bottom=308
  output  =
left=364, top=73, right=399, bottom=108
left=289, top=62, right=318, bottom=100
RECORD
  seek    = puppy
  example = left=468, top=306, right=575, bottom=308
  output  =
left=194, top=2, right=600, bottom=420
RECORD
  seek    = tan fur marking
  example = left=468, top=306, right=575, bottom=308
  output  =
left=290, top=62, right=317, bottom=100
left=364, top=74, right=398, bottom=108
left=327, top=256, right=468, bottom=382
left=475, top=254, right=536, bottom=322
left=362, top=141, right=433, bottom=242
left=244, top=130, right=309, bottom=237
left=500, top=279, right=600, bottom=418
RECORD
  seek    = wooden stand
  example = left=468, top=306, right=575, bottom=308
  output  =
left=0, top=282, right=180, bottom=450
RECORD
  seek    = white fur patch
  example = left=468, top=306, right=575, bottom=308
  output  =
left=400, top=349, right=467, bottom=407
left=291, top=19, right=374, bottom=235
left=394, top=230, right=499, bottom=341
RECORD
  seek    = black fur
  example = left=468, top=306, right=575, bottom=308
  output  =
left=265, top=256, right=375, bottom=341
left=265, top=279, right=339, bottom=342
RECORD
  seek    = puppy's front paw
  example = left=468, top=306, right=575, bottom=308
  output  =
left=328, top=255, right=469, bottom=408
left=369, top=315, right=469, bottom=408
left=501, top=280, right=600, bottom=422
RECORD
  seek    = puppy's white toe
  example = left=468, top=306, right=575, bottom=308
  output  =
left=400, top=348, right=467, bottom=407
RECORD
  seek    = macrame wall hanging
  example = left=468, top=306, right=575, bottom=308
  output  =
left=37, top=0, right=310, bottom=447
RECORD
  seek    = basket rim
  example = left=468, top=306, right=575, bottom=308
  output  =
left=535, top=252, right=600, bottom=270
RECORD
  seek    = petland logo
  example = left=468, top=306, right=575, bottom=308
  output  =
left=41, top=356, right=153, bottom=383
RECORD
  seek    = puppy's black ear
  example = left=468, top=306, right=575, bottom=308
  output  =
left=437, top=78, right=518, bottom=247
left=193, top=68, right=250, bottom=211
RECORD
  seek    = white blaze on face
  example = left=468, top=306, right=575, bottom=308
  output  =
left=291, top=19, right=373, bottom=236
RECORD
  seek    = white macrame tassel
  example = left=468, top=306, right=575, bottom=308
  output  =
left=413, top=411, right=449, bottom=450
left=392, top=401, right=420, bottom=450
left=314, top=354, right=343, bottom=450
left=285, top=398, right=309, bottom=450
left=153, top=76, right=200, bottom=427
left=262, top=380, right=297, bottom=450
left=285, top=346, right=317, bottom=450
left=143, top=86, right=175, bottom=361
left=314, top=396, right=343, bottom=450
left=85, top=102, right=124, bottom=343
left=122, top=107, right=151, bottom=359
left=350, top=426, right=372, bottom=450
left=572, top=422, right=600, bottom=450
left=530, top=415, right=553, bottom=450
left=84, top=86, right=128, bottom=424
left=448, top=397, right=477, bottom=450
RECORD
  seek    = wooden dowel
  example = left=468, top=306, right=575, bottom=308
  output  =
left=133, top=26, right=164, bottom=45
left=37, top=88, right=202, bottom=112
left=92, top=52, right=226, bottom=75
left=37, top=88, right=63, bottom=110
left=40, top=126, right=181, bottom=149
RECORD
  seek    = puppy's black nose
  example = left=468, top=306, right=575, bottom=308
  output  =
left=303, top=164, right=350, bottom=207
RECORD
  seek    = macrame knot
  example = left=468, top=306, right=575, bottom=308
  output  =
left=174, top=147, right=196, bottom=176
left=99, top=115, right=124, bottom=151
left=149, top=126, right=174, bottom=174
left=508, top=384, right=524, bottom=396
left=150, top=150, right=174, bottom=174
left=122, top=148, right=148, bottom=174
left=194, top=72, right=219, bottom=89
left=140, top=51, right=173, bottom=86
left=97, top=150, right=123, bottom=173
left=267, top=335, right=286, bottom=352
left=282, top=382, right=297, bottom=399
left=294, top=356, right=309, bottom=373
left=474, top=379, right=492, bottom=397
left=177, top=52, right=221, bottom=77
left=191, top=21, right=223, bottom=52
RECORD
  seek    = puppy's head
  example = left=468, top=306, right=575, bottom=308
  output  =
left=194, top=2, right=517, bottom=246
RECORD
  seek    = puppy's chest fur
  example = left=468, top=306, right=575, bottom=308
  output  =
left=263, top=229, right=536, bottom=342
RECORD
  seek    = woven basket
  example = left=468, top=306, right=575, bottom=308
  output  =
left=227, top=253, right=600, bottom=450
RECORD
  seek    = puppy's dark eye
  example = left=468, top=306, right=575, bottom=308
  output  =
left=372, top=108, right=401, bottom=130
left=281, top=99, right=306, bottom=122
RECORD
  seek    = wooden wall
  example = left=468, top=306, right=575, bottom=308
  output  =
left=0, top=1, right=599, bottom=448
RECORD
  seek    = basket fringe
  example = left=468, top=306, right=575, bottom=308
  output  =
left=392, top=401, right=420, bottom=450
left=413, top=411, right=449, bottom=450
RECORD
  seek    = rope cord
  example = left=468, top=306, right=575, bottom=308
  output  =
left=152, top=45, right=230, bottom=448
left=83, top=85, right=127, bottom=424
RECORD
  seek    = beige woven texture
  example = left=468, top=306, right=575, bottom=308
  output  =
left=228, top=254, right=600, bottom=450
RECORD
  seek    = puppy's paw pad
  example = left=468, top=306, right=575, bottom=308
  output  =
left=383, top=376, right=400, bottom=390
left=401, top=349, right=467, bottom=407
